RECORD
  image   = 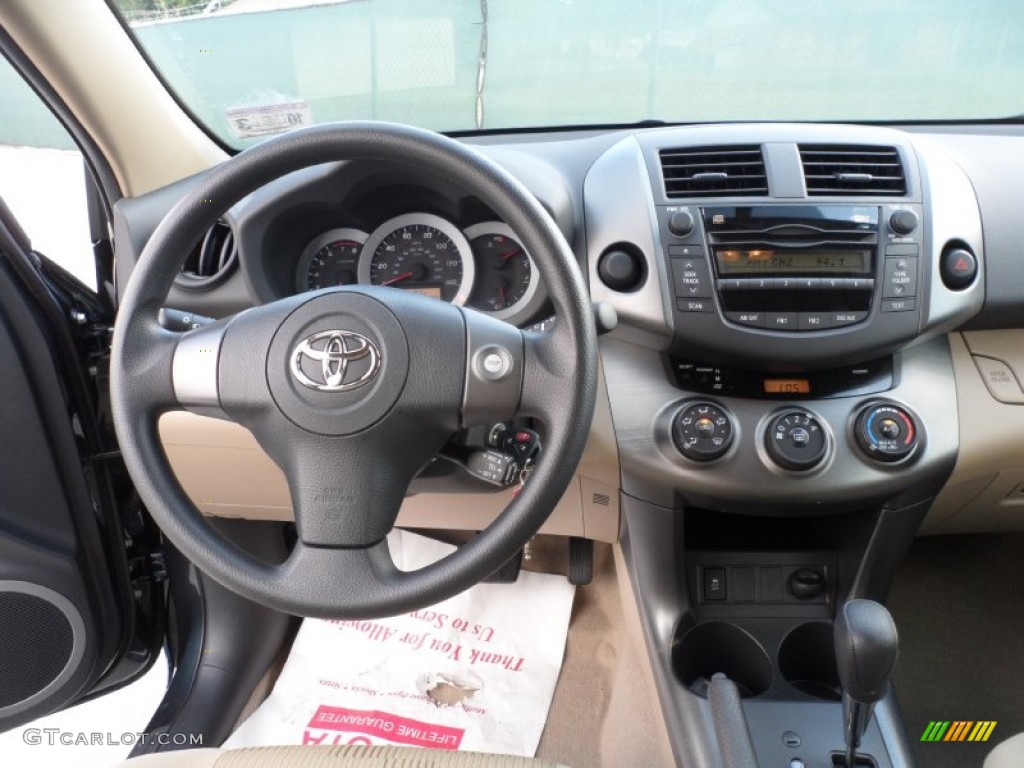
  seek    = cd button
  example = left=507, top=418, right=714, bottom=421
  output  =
left=833, top=310, right=869, bottom=326
left=798, top=312, right=833, bottom=331
left=725, top=311, right=766, bottom=328
left=766, top=312, right=798, bottom=330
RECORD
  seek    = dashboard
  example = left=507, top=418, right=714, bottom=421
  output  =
left=111, top=120, right=1024, bottom=542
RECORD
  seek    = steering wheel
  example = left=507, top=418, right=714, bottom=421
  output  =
left=110, top=123, right=597, bottom=618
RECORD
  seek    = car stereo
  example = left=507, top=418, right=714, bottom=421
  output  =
left=658, top=202, right=924, bottom=369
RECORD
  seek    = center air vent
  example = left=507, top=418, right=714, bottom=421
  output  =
left=178, top=219, right=237, bottom=288
left=799, top=145, right=906, bottom=197
left=660, top=146, right=768, bottom=198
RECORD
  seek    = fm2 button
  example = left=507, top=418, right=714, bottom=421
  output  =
left=672, top=402, right=734, bottom=462
left=765, top=410, right=828, bottom=471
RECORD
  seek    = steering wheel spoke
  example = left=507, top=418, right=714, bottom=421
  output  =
left=170, top=319, right=230, bottom=417
left=272, top=431, right=433, bottom=549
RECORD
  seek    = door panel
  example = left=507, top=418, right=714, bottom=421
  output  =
left=0, top=202, right=163, bottom=730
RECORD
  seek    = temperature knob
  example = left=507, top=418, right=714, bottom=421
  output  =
left=855, top=402, right=919, bottom=462
left=766, top=410, right=828, bottom=470
left=672, top=402, right=734, bottom=461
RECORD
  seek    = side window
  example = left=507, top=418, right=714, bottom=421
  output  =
left=0, top=53, right=96, bottom=289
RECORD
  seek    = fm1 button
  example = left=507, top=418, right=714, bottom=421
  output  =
left=941, top=247, right=978, bottom=290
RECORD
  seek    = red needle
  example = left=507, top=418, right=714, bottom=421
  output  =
left=382, top=271, right=413, bottom=286
left=500, top=249, right=522, bottom=262
left=498, top=285, right=506, bottom=308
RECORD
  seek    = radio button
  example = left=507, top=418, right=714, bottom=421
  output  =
left=881, top=298, right=916, bottom=312
left=766, top=312, right=798, bottom=330
left=671, top=259, right=712, bottom=298
left=833, top=310, right=869, bottom=327
left=773, top=277, right=798, bottom=290
left=796, top=277, right=822, bottom=290
left=847, top=277, right=874, bottom=292
left=798, top=312, right=833, bottom=331
left=718, top=278, right=744, bottom=291
left=746, top=277, right=772, bottom=290
left=883, top=256, right=918, bottom=298
left=821, top=277, right=845, bottom=291
left=725, top=311, right=766, bottom=328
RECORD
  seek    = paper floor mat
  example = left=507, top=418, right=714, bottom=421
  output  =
left=225, top=530, right=576, bottom=756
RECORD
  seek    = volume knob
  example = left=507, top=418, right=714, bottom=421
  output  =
left=667, top=210, right=696, bottom=237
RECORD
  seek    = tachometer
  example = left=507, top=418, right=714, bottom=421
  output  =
left=296, top=228, right=367, bottom=292
left=359, top=214, right=474, bottom=304
left=464, top=222, right=542, bottom=320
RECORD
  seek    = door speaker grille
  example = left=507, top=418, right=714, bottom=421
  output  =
left=0, top=591, right=74, bottom=708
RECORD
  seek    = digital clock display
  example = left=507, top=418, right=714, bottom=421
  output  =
left=764, top=378, right=811, bottom=394
left=716, top=249, right=872, bottom=275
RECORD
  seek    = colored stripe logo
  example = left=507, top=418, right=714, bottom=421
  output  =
left=921, top=721, right=997, bottom=742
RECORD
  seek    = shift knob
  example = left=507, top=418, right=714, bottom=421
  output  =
left=834, top=599, right=899, bottom=703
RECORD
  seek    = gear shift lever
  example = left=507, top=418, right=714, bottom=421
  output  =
left=834, top=599, right=899, bottom=768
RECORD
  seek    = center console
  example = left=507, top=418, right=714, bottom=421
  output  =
left=584, top=124, right=986, bottom=766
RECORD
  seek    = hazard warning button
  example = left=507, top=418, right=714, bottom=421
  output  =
left=941, top=247, right=978, bottom=290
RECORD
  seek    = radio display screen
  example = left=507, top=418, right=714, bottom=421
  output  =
left=715, top=249, right=872, bottom=275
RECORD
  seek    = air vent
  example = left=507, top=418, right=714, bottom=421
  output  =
left=799, top=145, right=906, bottom=196
left=178, top=219, right=236, bottom=287
left=660, top=145, right=768, bottom=198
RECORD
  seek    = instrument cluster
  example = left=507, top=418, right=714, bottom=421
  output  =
left=295, top=213, right=544, bottom=322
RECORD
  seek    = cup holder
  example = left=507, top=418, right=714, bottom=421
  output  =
left=778, top=621, right=841, bottom=701
left=673, top=621, right=773, bottom=698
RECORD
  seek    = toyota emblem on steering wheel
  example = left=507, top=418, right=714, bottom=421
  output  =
left=290, top=330, right=381, bottom=392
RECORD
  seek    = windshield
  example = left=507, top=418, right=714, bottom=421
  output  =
left=111, top=0, right=1024, bottom=149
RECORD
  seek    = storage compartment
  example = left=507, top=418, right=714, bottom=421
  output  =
left=673, top=621, right=772, bottom=698
left=778, top=621, right=841, bottom=700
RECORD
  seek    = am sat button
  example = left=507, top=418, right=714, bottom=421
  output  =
left=725, top=311, right=765, bottom=328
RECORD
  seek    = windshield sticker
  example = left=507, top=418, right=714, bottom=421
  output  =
left=226, top=100, right=312, bottom=140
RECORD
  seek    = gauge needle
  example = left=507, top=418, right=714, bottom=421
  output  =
left=498, top=285, right=506, bottom=308
left=500, top=249, right=522, bottom=263
left=382, top=271, right=414, bottom=286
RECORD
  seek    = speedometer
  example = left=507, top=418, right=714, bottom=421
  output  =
left=358, top=214, right=474, bottom=305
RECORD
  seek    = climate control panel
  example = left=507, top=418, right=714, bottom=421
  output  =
left=669, top=397, right=921, bottom=471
